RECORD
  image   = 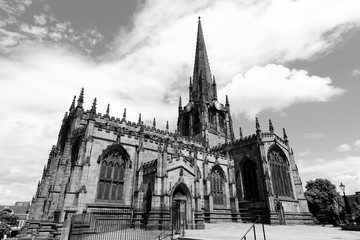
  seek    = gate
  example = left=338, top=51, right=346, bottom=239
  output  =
left=172, top=201, right=185, bottom=237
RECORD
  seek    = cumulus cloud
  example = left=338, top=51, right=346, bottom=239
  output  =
left=219, top=64, right=343, bottom=117
left=337, top=143, right=352, bottom=152
left=351, top=69, right=360, bottom=77
left=336, top=139, right=360, bottom=152
left=1, top=0, right=360, bottom=204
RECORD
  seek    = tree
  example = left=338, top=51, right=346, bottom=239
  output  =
left=0, top=211, right=19, bottom=226
left=304, top=178, right=344, bottom=225
left=352, top=197, right=360, bottom=223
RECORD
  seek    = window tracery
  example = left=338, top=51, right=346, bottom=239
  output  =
left=96, top=146, right=129, bottom=202
left=268, top=147, right=293, bottom=197
left=210, top=166, right=225, bottom=206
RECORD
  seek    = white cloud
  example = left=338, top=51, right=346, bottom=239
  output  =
left=351, top=69, right=360, bottom=77
left=299, top=148, right=311, bottom=157
left=336, top=139, right=360, bottom=152
left=33, top=13, right=47, bottom=26
left=1, top=0, right=360, bottom=204
left=219, top=64, right=343, bottom=117
left=298, top=156, right=360, bottom=194
left=303, top=133, right=326, bottom=139
left=337, top=143, right=352, bottom=152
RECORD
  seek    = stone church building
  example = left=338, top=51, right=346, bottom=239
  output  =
left=29, top=19, right=312, bottom=229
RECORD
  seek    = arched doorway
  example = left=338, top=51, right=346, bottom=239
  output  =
left=172, top=183, right=192, bottom=232
left=241, top=158, right=259, bottom=201
left=275, top=201, right=286, bottom=225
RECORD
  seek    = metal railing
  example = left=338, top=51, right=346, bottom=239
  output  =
left=240, top=216, right=266, bottom=240
left=68, top=207, right=173, bottom=240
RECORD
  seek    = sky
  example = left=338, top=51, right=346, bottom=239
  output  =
left=0, top=0, right=360, bottom=205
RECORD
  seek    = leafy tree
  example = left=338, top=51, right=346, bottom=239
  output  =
left=0, top=211, right=19, bottom=226
left=352, top=197, right=360, bottom=223
left=304, top=178, right=344, bottom=225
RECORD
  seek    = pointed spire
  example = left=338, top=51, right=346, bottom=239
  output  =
left=70, top=95, right=76, bottom=111
left=179, top=97, right=182, bottom=108
left=283, top=128, right=288, bottom=142
left=77, top=88, right=84, bottom=107
left=138, top=113, right=142, bottom=124
left=90, top=98, right=97, bottom=114
left=239, top=127, right=243, bottom=140
left=269, top=119, right=274, bottom=133
left=153, top=118, right=156, bottom=128
left=106, top=104, right=110, bottom=116
left=193, top=17, right=213, bottom=101
left=122, top=108, right=126, bottom=120
left=225, top=95, right=229, bottom=106
left=166, top=121, right=169, bottom=131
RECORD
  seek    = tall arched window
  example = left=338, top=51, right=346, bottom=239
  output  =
left=70, top=140, right=81, bottom=171
left=242, top=158, right=259, bottom=200
left=96, top=144, right=129, bottom=202
left=210, top=166, right=226, bottom=207
left=268, top=146, right=293, bottom=198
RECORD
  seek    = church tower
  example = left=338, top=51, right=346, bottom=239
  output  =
left=177, top=18, right=235, bottom=147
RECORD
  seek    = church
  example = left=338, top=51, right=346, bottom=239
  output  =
left=28, top=18, right=312, bottom=229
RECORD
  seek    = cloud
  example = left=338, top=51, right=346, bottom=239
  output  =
left=298, top=156, right=360, bottom=194
left=337, top=143, right=352, bottom=152
left=303, top=133, right=326, bottom=139
left=336, top=139, right=360, bottom=152
left=351, top=69, right=360, bottom=77
left=219, top=64, right=343, bottom=117
left=1, top=0, right=360, bottom=204
left=298, top=148, right=311, bottom=157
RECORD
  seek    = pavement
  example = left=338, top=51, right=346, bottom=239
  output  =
left=177, top=222, right=360, bottom=240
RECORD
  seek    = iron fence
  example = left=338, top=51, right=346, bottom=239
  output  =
left=68, top=207, right=173, bottom=240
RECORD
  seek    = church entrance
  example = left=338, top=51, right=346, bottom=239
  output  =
left=171, top=183, right=192, bottom=234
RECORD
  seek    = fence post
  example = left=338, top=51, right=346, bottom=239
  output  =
left=262, top=222, right=266, bottom=240
left=253, top=225, right=256, bottom=240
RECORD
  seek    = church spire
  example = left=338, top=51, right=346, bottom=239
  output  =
left=192, top=17, right=213, bottom=102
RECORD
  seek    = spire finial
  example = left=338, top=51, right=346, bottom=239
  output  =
left=62, top=112, right=68, bottom=123
left=179, top=97, right=182, bottom=108
left=153, top=118, right=156, bottom=128
left=90, top=98, right=97, bottom=114
left=123, top=108, right=126, bottom=120
left=138, top=113, right=142, bottom=124
left=166, top=121, right=169, bottom=131
left=105, top=104, right=110, bottom=116
left=213, top=76, right=218, bottom=100
left=77, top=88, right=84, bottom=107
left=239, top=127, right=243, bottom=140
left=225, top=95, right=229, bottom=106
left=269, top=119, right=274, bottom=133
left=256, top=117, right=260, bottom=131
left=70, top=95, right=76, bottom=111
left=283, top=128, right=288, bottom=142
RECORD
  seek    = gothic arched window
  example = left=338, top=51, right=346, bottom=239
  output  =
left=96, top=144, right=129, bottom=202
left=210, top=166, right=226, bottom=206
left=268, top=147, right=293, bottom=198
left=219, top=113, right=225, bottom=133
left=70, top=139, right=81, bottom=171
left=242, top=158, right=259, bottom=200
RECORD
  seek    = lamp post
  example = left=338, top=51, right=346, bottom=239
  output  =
left=339, top=182, right=352, bottom=224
